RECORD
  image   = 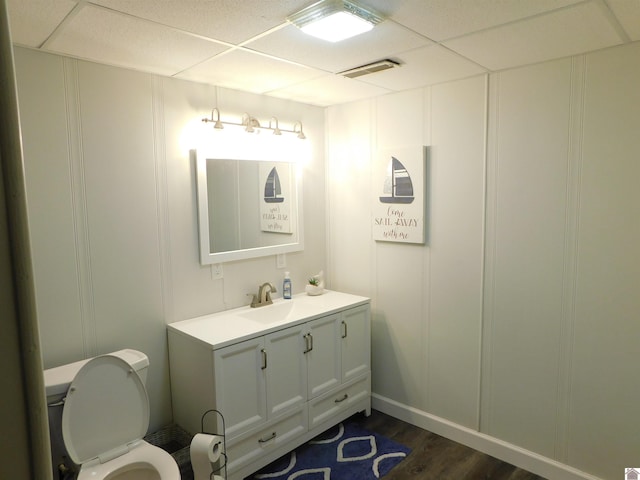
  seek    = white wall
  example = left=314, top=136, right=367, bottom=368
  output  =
left=327, top=42, right=640, bottom=480
left=14, top=38, right=640, bottom=480
left=13, top=47, right=326, bottom=431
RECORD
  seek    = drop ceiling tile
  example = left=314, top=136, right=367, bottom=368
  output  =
left=176, top=49, right=326, bottom=94
left=90, top=0, right=311, bottom=44
left=606, top=0, right=640, bottom=41
left=389, top=0, right=584, bottom=41
left=443, top=1, right=625, bottom=71
left=248, top=20, right=432, bottom=74
left=45, top=4, right=228, bottom=76
left=7, top=0, right=77, bottom=47
left=268, top=74, right=392, bottom=107
left=357, top=44, right=487, bottom=91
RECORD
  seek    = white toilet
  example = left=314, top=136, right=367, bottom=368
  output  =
left=44, top=349, right=180, bottom=480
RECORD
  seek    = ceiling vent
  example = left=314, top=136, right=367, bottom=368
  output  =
left=339, top=59, right=400, bottom=78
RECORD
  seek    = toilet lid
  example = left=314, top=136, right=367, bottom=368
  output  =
left=62, top=354, right=149, bottom=465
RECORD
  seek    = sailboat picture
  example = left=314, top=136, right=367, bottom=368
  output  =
left=264, top=166, right=285, bottom=203
left=379, top=156, right=414, bottom=204
left=260, top=162, right=293, bottom=234
left=372, top=146, right=427, bottom=244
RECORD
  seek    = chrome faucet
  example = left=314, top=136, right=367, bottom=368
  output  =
left=250, top=282, right=277, bottom=308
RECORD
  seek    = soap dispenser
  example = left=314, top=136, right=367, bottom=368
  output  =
left=283, top=271, right=292, bottom=299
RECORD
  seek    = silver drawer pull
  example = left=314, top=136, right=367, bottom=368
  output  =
left=259, top=432, right=277, bottom=443
left=334, top=393, right=348, bottom=403
left=303, top=334, right=312, bottom=354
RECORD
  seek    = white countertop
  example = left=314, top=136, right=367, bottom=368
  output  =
left=167, top=290, right=370, bottom=350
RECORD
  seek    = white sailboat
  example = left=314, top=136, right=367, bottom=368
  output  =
left=379, top=157, right=414, bottom=204
left=264, top=167, right=285, bottom=203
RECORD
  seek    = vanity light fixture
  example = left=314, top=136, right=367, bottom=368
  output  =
left=242, top=113, right=260, bottom=133
left=269, top=117, right=282, bottom=135
left=293, top=122, right=306, bottom=140
left=202, top=108, right=306, bottom=139
left=206, top=108, right=224, bottom=129
left=287, top=0, right=383, bottom=43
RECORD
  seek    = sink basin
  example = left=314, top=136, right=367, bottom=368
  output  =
left=239, top=301, right=296, bottom=324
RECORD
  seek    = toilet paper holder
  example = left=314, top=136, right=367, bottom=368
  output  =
left=192, top=409, right=227, bottom=480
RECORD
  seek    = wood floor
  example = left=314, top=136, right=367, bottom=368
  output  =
left=352, top=410, right=547, bottom=480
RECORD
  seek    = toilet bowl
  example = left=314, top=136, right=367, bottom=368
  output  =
left=44, top=349, right=180, bottom=480
left=76, top=441, right=179, bottom=480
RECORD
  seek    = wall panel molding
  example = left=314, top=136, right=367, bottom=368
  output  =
left=152, top=75, right=174, bottom=324
left=480, top=71, right=501, bottom=434
left=554, top=54, right=586, bottom=463
left=63, top=56, right=97, bottom=359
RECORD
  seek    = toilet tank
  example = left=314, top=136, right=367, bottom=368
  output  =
left=44, top=348, right=150, bottom=403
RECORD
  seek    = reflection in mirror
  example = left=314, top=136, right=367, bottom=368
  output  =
left=195, top=150, right=303, bottom=264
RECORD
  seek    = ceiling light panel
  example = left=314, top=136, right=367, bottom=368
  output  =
left=288, top=0, right=383, bottom=42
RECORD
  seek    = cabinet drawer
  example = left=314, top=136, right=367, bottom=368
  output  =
left=308, top=374, right=370, bottom=430
left=226, top=407, right=308, bottom=473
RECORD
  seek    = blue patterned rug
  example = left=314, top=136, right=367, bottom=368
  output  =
left=246, top=421, right=410, bottom=480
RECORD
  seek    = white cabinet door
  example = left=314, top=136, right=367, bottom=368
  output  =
left=306, top=313, right=341, bottom=399
left=214, top=337, right=267, bottom=438
left=264, top=324, right=307, bottom=418
left=341, top=305, right=371, bottom=383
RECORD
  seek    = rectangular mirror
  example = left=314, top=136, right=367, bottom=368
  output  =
left=195, top=149, right=303, bottom=264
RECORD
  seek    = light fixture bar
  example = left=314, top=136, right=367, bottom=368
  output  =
left=202, top=108, right=306, bottom=139
left=287, top=0, right=383, bottom=42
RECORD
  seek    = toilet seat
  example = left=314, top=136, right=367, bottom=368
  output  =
left=62, top=354, right=149, bottom=465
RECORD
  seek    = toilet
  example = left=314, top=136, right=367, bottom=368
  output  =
left=44, top=349, right=180, bottom=480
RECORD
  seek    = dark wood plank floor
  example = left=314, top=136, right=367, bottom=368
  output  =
left=351, top=410, right=547, bottom=480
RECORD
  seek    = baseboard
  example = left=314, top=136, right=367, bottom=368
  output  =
left=371, top=393, right=601, bottom=480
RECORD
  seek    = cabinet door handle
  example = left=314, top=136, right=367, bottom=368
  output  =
left=334, top=393, right=348, bottom=403
left=259, top=431, right=277, bottom=443
left=303, top=333, right=314, bottom=353
left=261, top=349, right=267, bottom=370
left=341, top=320, right=348, bottom=339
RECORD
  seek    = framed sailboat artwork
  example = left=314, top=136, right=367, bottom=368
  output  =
left=259, top=162, right=293, bottom=234
left=373, top=146, right=427, bottom=244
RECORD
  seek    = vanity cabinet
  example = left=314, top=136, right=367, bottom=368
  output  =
left=167, top=291, right=371, bottom=480
left=213, top=323, right=307, bottom=438
left=305, top=304, right=370, bottom=429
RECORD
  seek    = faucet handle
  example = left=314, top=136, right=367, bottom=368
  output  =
left=248, top=293, right=259, bottom=307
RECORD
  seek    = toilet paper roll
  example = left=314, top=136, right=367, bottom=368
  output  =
left=190, top=433, right=223, bottom=480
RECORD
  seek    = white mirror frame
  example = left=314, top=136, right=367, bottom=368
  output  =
left=194, top=148, right=304, bottom=264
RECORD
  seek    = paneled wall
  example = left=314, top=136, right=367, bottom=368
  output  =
left=327, top=42, right=640, bottom=480
left=14, top=47, right=326, bottom=431
left=13, top=39, right=640, bottom=479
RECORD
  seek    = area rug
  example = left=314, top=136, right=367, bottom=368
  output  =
left=247, top=421, right=410, bottom=480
